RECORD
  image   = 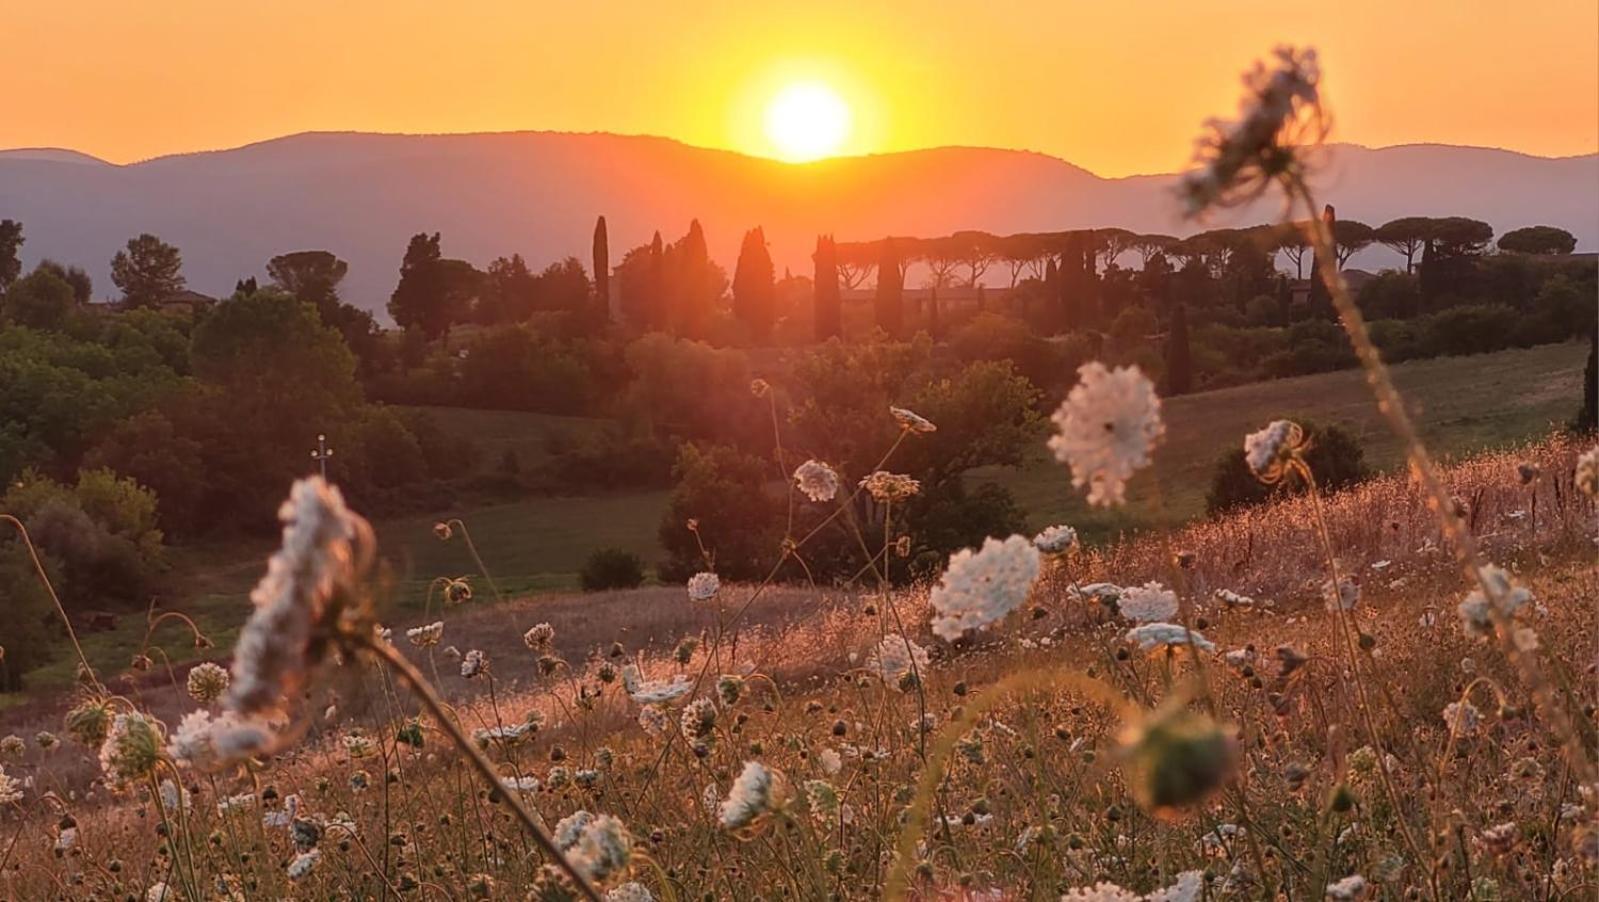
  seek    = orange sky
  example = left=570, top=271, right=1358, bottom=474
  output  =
left=5, top=1, right=1596, bottom=176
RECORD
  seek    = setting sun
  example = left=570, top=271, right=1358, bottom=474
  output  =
left=764, top=81, right=851, bottom=162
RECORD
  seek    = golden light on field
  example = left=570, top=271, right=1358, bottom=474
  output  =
left=763, top=82, right=852, bottom=163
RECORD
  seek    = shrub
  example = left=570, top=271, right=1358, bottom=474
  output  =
left=1205, top=421, right=1370, bottom=515
left=1419, top=304, right=1517, bottom=357
left=579, top=548, right=647, bottom=592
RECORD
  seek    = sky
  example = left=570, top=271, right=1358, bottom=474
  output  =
left=4, top=1, right=1596, bottom=177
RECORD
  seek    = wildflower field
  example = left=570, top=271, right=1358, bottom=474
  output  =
left=2, top=45, right=1596, bottom=902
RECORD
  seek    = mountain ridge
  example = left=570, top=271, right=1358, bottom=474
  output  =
left=2, top=130, right=1594, bottom=317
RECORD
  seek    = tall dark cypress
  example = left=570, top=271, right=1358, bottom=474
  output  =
left=813, top=235, right=842, bottom=341
left=647, top=230, right=665, bottom=331
left=1578, top=328, right=1597, bottom=434
left=592, top=216, right=610, bottom=322
left=1165, top=302, right=1194, bottom=395
left=874, top=238, right=904, bottom=337
left=1308, top=204, right=1334, bottom=319
left=732, top=226, right=775, bottom=342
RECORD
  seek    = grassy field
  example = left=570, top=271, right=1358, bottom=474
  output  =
left=974, top=340, right=1588, bottom=542
left=404, top=404, right=613, bottom=472
left=16, top=342, right=1582, bottom=692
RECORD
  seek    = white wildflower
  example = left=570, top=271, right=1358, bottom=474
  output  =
left=1322, top=577, right=1359, bottom=612
left=1118, top=582, right=1179, bottom=623
left=1457, top=564, right=1533, bottom=638
left=607, top=883, right=655, bottom=902
left=687, top=572, right=720, bottom=601
left=1126, top=623, right=1216, bottom=654
left=1577, top=446, right=1599, bottom=497
left=1324, top=874, right=1369, bottom=901
left=0, top=767, right=22, bottom=805
left=869, top=636, right=930, bottom=690
left=792, top=459, right=840, bottom=503
left=621, top=666, right=692, bottom=705
left=859, top=471, right=920, bottom=502
left=1048, top=362, right=1165, bottom=506
left=99, top=712, right=166, bottom=785
left=167, top=709, right=274, bottom=770
left=145, top=883, right=175, bottom=902
left=522, top=622, right=555, bottom=649
left=929, top=535, right=1041, bottom=640
left=1242, top=419, right=1303, bottom=483
left=460, top=649, right=488, bottom=679
left=890, top=406, right=937, bottom=434
left=720, top=760, right=785, bottom=829
left=1033, top=524, right=1078, bottom=555
left=817, top=747, right=842, bottom=776
left=569, top=814, right=632, bottom=884
left=1443, top=701, right=1481, bottom=738
left=406, top=621, right=444, bottom=647
left=185, top=662, right=230, bottom=704
left=287, top=848, right=320, bottom=881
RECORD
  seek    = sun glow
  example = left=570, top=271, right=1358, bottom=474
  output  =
left=763, top=82, right=852, bottom=163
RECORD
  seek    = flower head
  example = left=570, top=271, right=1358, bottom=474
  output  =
left=167, top=709, right=274, bottom=770
left=792, top=459, right=840, bottom=503
left=929, top=535, right=1042, bottom=640
left=1443, top=700, right=1481, bottom=737
left=1178, top=45, right=1325, bottom=217
left=226, top=478, right=373, bottom=729
left=869, top=636, right=930, bottom=691
left=622, top=665, right=693, bottom=705
left=890, top=406, right=937, bottom=434
left=720, top=760, right=787, bottom=829
left=1032, top=524, right=1078, bottom=555
left=1126, top=623, right=1217, bottom=654
left=859, top=471, right=921, bottom=503
left=1243, top=420, right=1304, bottom=483
left=1118, top=582, right=1179, bottom=623
left=1324, top=874, right=1369, bottom=901
left=1119, top=703, right=1236, bottom=817
left=687, top=572, right=720, bottom=601
left=569, top=814, right=633, bottom=885
left=1049, top=363, right=1165, bottom=506
left=1577, top=446, right=1599, bottom=497
left=406, top=621, right=444, bottom=648
left=0, top=767, right=22, bottom=805
left=1457, top=564, right=1533, bottom=638
left=186, top=662, right=230, bottom=704
left=523, top=622, right=556, bottom=650
left=99, top=712, right=166, bottom=785
left=1322, top=577, right=1359, bottom=612
left=460, top=649, right=488, bottom=679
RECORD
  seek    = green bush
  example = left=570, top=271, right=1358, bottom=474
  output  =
left=580, top=548, right=647, bottom=592
left=1205, top=421, right=1370, bottom=516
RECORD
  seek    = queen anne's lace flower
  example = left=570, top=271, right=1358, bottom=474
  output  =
left=607, top=883, right=655, bottom=902
left=720, top=760, right=785, bottom=829
left=929, top=535, right=1042, bottom=640
left=1126, top=623, right=1217, bottom=654
left=99, top=712, right=166, bottom=785
left=1322, top=577, right=1359, bottom=612
left=1577, top=446, right=1599, bottom=497
left=1324, top=874, right=1368, bottom=901
left=687, top=572, right=720, bottom=601
left=1243, top=420, right=1304, bottom=483
left=460, top=649, right=488, bottom=679
left=167, top=709, right=274, bottom=770
left=869, top=636, right=929, bottom=690
left=568, top=814, right=632, bottom=885
left=1118, top=582, right=1179, bottom=623
left=1177, top=45, right=1323, bottom=216
left=1049, top=363, right=1165, bottom=506
left=523, top=622, right=556, bottom=649
left=1443, top=700, right=1481, bottom=737
left=1457, top=564, right=1533, bottom=638
left=621, top=665, right=693, bottom=705
left=287, top=848, right=320, bottom=881
left=227, top=478, right=372, bottom=730
left=1033, top=524, right=1077, bottom=555
left=406, top=621, right=444, bottom=647
left=860, top=471, right=921, bottom=502
left=1060, top=870, right=1206, bottom=901
left=792, top=459, right=840, bottom=502
left=0, top=766, right=22, bottom=805
left=890, top=406, right=937, bottom=434
left=185, top=662, right=230, bottom=704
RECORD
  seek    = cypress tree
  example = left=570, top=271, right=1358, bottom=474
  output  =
left=813, top=235, right=842, bottom=341
left=874, top=238, right=904, bottom=337
left=1165, top=302, right=1194, bottom=395
left=592, top=216, right=610, bottom=322
left=1308, top=204, right=1334, bottom=319
left=1577, top=328, right=1597, bottom=434
left=675, top=219, right=712, bottom=336
left=732, top=226, right=775, bottom=342
left=647, top=230, right=665, bottom=331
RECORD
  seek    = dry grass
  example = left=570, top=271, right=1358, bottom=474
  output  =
left=1, top=436, right=1595, bottom=900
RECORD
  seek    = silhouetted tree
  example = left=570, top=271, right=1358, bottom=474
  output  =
left=1578, top=330, right=1597, bottom=434
left=1418, top=217, right=1493, bottom=301
left=34, top=259, right=91, bottom=303
left=267, top=250, right=349, bottom=319
left=927, top=285, right=942, bottom=338
left=731, top=226, right=775, bottom=342
left=668, top=219, right=723, bottom=337
left=1498, top=226, right=1577, bottom=256
left=478, top=254, right=536, bottom=323
left=592, top=215, right=610, bottom=322
left=1165, top=301, right=1193, bottom=395
left=874, top=238, right=904, bottom=337
left=1332, top=219, right=1375, bottom=267
left=1375, top=217, right=1434, bottom=273
left=1, top=266, right=73, bottom=329
left=0, top=220, right=24, bottom=292
left=234, top=277, right=258, bottom=295
left=813, top=235, right=842, bottom=341
left=388, top=233, right=477, bottom=340
left=110, top=233, right=184, bottom=308
left=1306, top=206, right=1334, bottom=318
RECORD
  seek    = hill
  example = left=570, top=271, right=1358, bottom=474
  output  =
left=2, top=131, right=1594, bottom=316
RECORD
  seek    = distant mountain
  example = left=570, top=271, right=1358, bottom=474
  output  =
left=1, top=131, right=1594, bottom=318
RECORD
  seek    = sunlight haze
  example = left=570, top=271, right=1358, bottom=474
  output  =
left=4, top=0, right=1596, bottom=173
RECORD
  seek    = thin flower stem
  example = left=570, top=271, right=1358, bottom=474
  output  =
left=1, top=514, right=104, bottom=694
left=445, top=519, right=505, bottom=604
left=1289, top=176, right=1595, bottom=785
left=361, top=636, right=603, bottom=902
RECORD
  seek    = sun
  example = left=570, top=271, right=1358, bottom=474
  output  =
left=764, top=82, right=852, bottom=162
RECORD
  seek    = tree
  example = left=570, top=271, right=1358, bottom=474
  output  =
left=110, top=233, right=184, bottom=308
left=1131, top=234, right=1178, bottom=267
left=1419, top=217, right=1493, bottom=301
left=666, top=219, right=724, bottom=337
left=35, top=259, right=91, bottom=303
left=731, top=226, right=776, bottom=342
left=813, top=235, right=841, bottom=341
left=1206, top=422, right=1369, bottom=514
left=267, top=250, right=349, bottom=318
left=1, top=267, right=74, bottom=329
left=834, top=241, right=878, bottom=290
left=1165, top=301, right=1193, bottom=395
left=1375, top=217, right=1434, bottom=273
left=478, top=254, right=537, bottom=323
left=388, top=233, right=477, bottom=340
left=1498, top=226, right=1577, bottom=256
left=592, top=215, right=610, bottom=322
left=0, top=219, right=22, bottom=293
left=1577, top=329, right=1597, bottom=434
left=874, top=238, right=904, bottom=338
left=1331, top=219, right=1375, bottom=267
